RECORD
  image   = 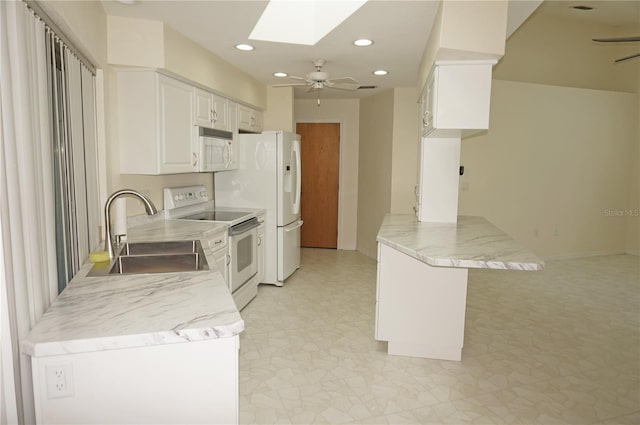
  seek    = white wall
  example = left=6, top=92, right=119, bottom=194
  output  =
left=391, top=88, right=420, bottom=213
left=459, top=80, right=638, bottom=258
left=294, top=99, right=360, bottom=250
left=357, top=91, right=395, bottom=258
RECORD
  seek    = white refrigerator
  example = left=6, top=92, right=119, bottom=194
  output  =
left=215, top=131, right=302, bottom=285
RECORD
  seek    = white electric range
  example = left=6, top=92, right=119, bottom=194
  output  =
left=164, top=186, right=259, bottom=310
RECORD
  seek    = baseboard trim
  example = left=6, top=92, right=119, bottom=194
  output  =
left=542, top=250, right=627, bottom=261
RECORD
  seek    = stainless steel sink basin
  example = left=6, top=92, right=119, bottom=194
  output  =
left=88, top=240, right=209, bottom=276
left=119, top=240, right=203, bottom=256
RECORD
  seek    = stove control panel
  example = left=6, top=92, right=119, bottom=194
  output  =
left=163, top=185, right=209, bottom=210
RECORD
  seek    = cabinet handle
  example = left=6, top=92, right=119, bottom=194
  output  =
left=212, top=109, right=218, bottom=123
left=257, top=236, right=262, bottom=247
left=192, top=152, right=198, bottom=167
left=226, top=253, right=231, bottom=266
left=214, top=239, right=223, bottom=245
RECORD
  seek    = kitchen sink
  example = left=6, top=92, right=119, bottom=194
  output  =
left=120, top=240, right=203, bottom=256
left=88, top=240, right=209, bottom=276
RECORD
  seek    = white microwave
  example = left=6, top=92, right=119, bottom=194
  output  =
left=197, top=127, right=237, bottom=172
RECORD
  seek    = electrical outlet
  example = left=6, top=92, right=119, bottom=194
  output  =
left=46, top=364, right=74, bottom=399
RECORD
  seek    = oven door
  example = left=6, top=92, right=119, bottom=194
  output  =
left=228, top=219, right=258, bottom=293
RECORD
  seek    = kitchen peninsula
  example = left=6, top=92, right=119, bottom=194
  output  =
left=375, top=214, right=543, bottom=361
left=22, top=220, right=243, bottom=425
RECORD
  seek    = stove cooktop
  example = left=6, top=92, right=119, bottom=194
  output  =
left=177, top=210, right=251, bottom=222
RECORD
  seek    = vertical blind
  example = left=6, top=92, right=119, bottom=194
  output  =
left=33, top=3, right=100, bottom=292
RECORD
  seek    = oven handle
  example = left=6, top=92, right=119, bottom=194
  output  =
left=228, top=217, right=259, bottom=236
left=284, top=220, right=304, bottom=232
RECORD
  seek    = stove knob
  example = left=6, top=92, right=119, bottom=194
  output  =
left=199, top=190, right=207, bottom=199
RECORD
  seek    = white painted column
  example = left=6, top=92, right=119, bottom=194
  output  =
left=418, top=136, right=461, bottom=223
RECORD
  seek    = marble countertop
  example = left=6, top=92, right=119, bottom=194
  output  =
left=377, top=214, right=544, bottom=271
left=22, top=220, right=243, bottom=358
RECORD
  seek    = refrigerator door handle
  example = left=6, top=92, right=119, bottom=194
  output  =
left=284, top=220, right=304, bottom=232
left=292, top=138, right=302, bottom=215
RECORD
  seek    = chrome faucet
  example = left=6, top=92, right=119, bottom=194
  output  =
left=104, top=189, right=158, bottom=258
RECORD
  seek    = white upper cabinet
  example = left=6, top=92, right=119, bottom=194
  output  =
left=118, top=70, right=197, bottom=175
left=195, top=88, right=228, bottom=131
left=421, top=61, right=495, bottom=138
left=236, top=103, right=263, bottom=133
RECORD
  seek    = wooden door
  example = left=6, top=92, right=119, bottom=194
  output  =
left=296, top=122, right=340, bottom=248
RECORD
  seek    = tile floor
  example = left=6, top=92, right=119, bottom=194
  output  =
left=238, top=249, right=639, bottom=424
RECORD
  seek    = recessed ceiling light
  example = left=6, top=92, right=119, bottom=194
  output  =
left=235, top=43, right=254, bottom=51
left=115, top=0, right=140, bottom=4
left=572, top=5, right=594, bottom=10
left=354, top=39, right=373, bottom=47
left=373, top=69, right=388, bottom=76
left=273, top=72, right=288, bottom=78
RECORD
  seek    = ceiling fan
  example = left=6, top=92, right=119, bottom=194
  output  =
left=592, top=36, right=640, bottom=62
left=273, top=59, right=360, bottom=92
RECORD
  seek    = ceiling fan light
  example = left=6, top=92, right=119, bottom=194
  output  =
left=273, top=72, right=288, bottom=78
left=354, top=39, right=373, bottom=47
left=235, top=43, right=255, bottom=51
left=373, top=69, right=388, bottom=76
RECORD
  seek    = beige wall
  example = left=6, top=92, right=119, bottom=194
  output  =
left=41, top=6, right=269, bottom=218
left=390, top=88, right=420, bottom=213
left=107, top=16, right=164, bottom=68
left=357, top=91, right=395, bottom=258
left=493, top=12, right=638, bottom=93
left=418, top=0, right=508, bottom=91
left=294, top=99, right=360, bottom=250
left=163, top=26, right=265, bottom=109
left=264, top=87, right=294, bottom=132
left=459, top=80, right=638, bottom=258
left=104, top=16, right=268, bottom=215
left=627, top=87, right=640, bottom=255
left=39, top=0, right=108, bottom=68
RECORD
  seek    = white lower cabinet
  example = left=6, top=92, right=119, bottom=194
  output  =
left=375, top=243, right=468, bottom=361
left=31, top=336, right=240, bottom=424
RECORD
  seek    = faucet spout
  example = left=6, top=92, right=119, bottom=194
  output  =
left=104, top=189, right=158, bottom=259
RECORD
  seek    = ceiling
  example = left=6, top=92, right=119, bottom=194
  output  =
left=101, top=0, right=638, bottom=100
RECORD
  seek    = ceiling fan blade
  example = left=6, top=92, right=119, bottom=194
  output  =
left=305, top=85, right=321, bottom=93
left=593, top=36, right=640, bottom=43
left=288, top=75, right=309, bottom=81
left=271, top=83, right=309, bottom=87
left=327, top=77, right=359, bottom=85
left=326, top=83, right=359, bottom=91
left=614, top=52, right=640, bottom=63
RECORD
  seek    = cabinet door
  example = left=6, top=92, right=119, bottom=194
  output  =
left=158, top=76, right=197, bottom=174
left=238, top=106, right=263, bottom=133
left=194, top=88, right=213, bottom=128
left=208, top=231, right=229, bottom=286
left=195, top=90, right=228, bottom=131
left=257, top=218, right=265, bottom=283
left=211, top=94, right=228, bottom=130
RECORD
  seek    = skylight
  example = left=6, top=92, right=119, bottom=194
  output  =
left=249, top=0, right=368, bottom=46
